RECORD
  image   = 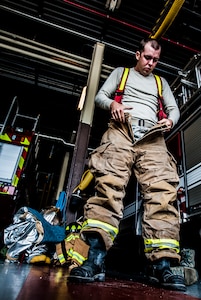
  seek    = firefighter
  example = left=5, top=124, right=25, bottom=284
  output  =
left=68, top=38, right=186, bottom=291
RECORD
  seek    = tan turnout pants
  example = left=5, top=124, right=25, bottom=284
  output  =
left=82, top=115, right=180, bottom=262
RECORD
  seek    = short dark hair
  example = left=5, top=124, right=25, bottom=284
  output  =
left=138, top=38, right=161, bottom=53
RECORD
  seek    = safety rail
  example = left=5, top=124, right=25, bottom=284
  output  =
left=0, top=96, right=40, bottom=135
left=171, top=53, right=201, bottom=109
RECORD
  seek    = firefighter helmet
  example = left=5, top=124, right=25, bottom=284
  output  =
left=65, top=222, right=82, bottom=234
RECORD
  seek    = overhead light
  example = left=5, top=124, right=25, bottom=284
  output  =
left=105, top=0, right=121, bottom=11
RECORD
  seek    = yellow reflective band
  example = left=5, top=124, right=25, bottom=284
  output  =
left=82, top=219, right=118, bottom=241
left=12, top=175, right=19, bottom=187
left=67, top=249, right=87, bottom=265
left=65, top=233, right=80, bottom=242
left=0, top=133, right=11, bottom=142
left=58, top=254, right=66, bottom=264
left=20, top=137, right=31, bottom=146
left=18, top=156, right=25, bottom=170
left=119, top=67, right=129, bottom=91
left=144, top=238, right=180, bottom=253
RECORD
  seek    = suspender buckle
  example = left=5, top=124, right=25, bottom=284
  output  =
left=138, top=119, right=145, bottom=126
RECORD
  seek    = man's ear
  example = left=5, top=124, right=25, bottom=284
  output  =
left=135, top=50, right=140, bottom=61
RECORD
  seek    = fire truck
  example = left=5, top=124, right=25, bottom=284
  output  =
left=0, top=96, right=39, bottom=230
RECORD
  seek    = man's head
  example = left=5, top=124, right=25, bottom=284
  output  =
left=135, top=38, right=161, bottom=76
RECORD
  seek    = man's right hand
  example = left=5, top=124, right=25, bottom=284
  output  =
left=110, top=101, right=132, bottom=123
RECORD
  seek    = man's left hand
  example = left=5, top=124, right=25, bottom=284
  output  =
left=157, top=118, right=173, bottom=132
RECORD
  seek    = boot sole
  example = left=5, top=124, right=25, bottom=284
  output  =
left=68, top=273, right=105, bottom=283
left=161, top=282, right=186, bottom=291
left=148, top=276, right=186, bottom=292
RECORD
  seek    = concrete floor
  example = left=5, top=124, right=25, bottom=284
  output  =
left=0, top=260, right=200, bottom=300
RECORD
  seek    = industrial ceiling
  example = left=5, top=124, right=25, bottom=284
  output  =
left=0, top=0, right=201, bottom=148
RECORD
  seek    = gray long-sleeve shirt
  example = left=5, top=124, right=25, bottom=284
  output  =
left=95, top=67, right=180, bottom=128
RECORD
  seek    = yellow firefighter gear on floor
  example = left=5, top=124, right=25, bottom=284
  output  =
left=29, top=254, right=51, bottom=264
left=56, top=233, right=89, bottom=268
left=81, top=114, right=181, bottom=262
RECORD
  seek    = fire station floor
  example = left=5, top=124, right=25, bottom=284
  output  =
left=0, top=260, right=201, bottom=300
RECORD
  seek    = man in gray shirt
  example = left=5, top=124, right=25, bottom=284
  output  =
left=69, top=38, right=185, bottom=291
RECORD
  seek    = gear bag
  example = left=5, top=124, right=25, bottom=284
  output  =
left=4, top=206, right=65, bottom=262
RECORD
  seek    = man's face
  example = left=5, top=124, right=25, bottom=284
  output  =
left=135, top=42, right=161, bottom=76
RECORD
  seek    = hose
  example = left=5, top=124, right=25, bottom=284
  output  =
left=72, top=169, right=94, bottom=193
left=56, top=191, right=67, bottom=222
left=150, top=0, right=185, bottom=40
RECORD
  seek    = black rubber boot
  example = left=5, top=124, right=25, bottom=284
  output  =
left=68, top=233, right=106, bottom=283
left=147, top=258, right=186, bottom=291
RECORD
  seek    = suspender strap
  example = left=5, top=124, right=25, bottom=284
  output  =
left=154, top=74, right=167, bottom=120
left=114, top=70, right=167, bottom=120
left=114, top=67, right=130, bottom=103
left=119, top=67, right=130, bottom=91
left=154, top=74, right=163, bottom=98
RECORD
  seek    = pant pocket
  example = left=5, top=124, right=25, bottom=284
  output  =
left=136, top=149, right=179, bottom=186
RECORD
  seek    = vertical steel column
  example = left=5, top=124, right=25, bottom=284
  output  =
left=65, top=42, right=105, bottom=223
left=55, top=151, right=70, bottom=201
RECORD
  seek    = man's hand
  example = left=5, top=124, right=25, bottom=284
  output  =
left=157, top=118, right=173, bottom=132
left=110, top=101, right=132, bottom=123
